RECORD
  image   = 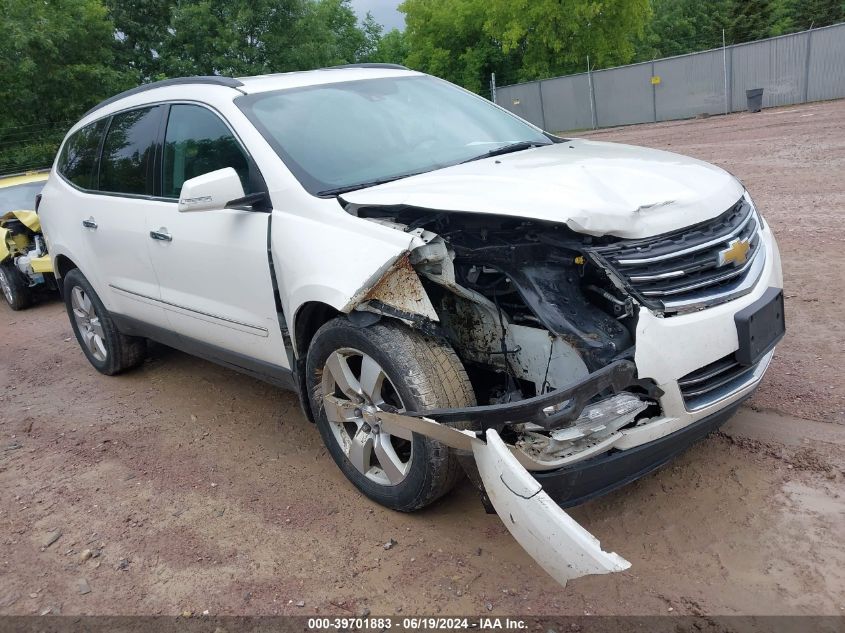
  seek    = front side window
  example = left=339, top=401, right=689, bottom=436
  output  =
left=58, top=119, right=108, bottom=190
left=236, top=75, right=550, bottom=196
left=162, top=105, right=250, bottom=199
left=99, top=106, right=162, bottom=195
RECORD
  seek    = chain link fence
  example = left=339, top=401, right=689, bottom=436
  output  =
left=496, top=22, right=845, bottom=133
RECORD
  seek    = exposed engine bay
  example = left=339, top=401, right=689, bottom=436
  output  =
left=0, top=209, right=57, bottom=309
left=344, top=203, right=664, bottom=471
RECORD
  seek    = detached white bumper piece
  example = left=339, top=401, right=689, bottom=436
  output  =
left=472, top=429, right=630, bottom=585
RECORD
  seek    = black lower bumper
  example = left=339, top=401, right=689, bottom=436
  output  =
left=535, top=395, right=749, bottom=508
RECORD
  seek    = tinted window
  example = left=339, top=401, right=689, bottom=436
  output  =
left=99, top=106, right=162, bottom=195
left=58, top=120, right=108, bottom=189
left=162, top=105, right=250, bottom=198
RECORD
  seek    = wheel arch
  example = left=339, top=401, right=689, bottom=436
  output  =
left=53, top=254, right=79, bottom=298
left=292, top=300, right=342, bottom=423
left=54, top=254, right=79, bottom=279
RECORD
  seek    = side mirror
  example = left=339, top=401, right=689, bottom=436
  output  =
left=177, top=168, right=245, bottom=212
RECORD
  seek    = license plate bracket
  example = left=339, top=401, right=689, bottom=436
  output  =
left=734, top=287, right=785, bottom=366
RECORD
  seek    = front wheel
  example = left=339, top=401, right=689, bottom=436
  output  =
left=0, top=263, right=32, bottom=310
left=306, top=318, right=476, bottom=512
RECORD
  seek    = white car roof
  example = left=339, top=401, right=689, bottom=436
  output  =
left=77, top=65, right=421, bottom=126
left=237, top=65, right=421, bottom=94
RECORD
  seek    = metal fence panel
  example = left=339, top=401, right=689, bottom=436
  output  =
left=654, top=50, right=727, bottom=121
left=730, top=31, right=808, bottom=111
left=497, top=82, right=545, bottom=128
left=807, top=23, right=845, bottom=101
left=538, top=74, right=594, bottom=132
left=592, top=63, right=654, bottom=127
left=496, top=23, right=845, bottom=132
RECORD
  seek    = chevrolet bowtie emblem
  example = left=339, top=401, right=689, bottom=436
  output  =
left=718, top=238, right=751, bottom=267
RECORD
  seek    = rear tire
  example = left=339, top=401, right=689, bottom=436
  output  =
left=0, top=262, right=32, bottom=311
left=306, top=317, right=476, bottom=512
left=63, top=269, right=146, bottom=375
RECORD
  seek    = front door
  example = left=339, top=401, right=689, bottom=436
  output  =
left=144, top=104, right=289, bottom=369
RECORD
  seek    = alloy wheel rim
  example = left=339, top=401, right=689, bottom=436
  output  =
left=0, top=269, right=13, bottom=304
left=321, top=348, right=413, bottom=486
left=71, top=286, right=107, bottom=362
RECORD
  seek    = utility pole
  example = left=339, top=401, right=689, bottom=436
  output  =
left=490, top=72, right=497, bottom=104
left=722, top=29, right=729, bottom=115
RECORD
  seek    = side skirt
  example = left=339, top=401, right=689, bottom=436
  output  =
left=111, top=313, right=297, bottom=391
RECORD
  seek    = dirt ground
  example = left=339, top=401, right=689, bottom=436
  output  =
left=1, top=101, right=844, bottom=618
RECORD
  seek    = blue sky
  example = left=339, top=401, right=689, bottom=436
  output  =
left=350, top=0, right=405, bottom=31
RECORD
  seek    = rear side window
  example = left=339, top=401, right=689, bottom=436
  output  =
left=162, top=105, right=251, bottom=198
left=58, top=120, right=108, bottom=189
left=99, top=106, right=162, bottom=195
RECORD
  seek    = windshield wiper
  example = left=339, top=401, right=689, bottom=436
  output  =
left=317, top=171, right=430, bottom=197
left=461, top=140, right=550, bottom=164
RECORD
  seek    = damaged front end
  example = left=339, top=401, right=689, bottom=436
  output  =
left=342, top=204, right=668, bottom=585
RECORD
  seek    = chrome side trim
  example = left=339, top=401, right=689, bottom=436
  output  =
left=109, top=284, right=269, bottom=336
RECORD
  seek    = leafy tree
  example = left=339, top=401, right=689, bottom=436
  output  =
left=104, top=0, right=174, bottom=81
left=789, top=0, right=845, bottom=29
left=358, top=12, right=384, bottom=62
left=728, top=0, right=789, bottom=43
left=485, top=0, right=652, bottom=80
left=371, top=28, right=409, bottom=65
left=289, top=0, right=368, bottom=68
left=401, top=0, right=521, bottom=92
left=635, top=0, right=732, bottom=59
left=0, top=0, right=131, bottom=128
left=159, top=0, right=308, bottom=76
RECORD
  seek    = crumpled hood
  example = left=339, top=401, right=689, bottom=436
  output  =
left=341, top=139, right=745, bottom=239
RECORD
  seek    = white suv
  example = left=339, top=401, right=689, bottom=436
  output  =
left=39, top=64, right=784, bottom=585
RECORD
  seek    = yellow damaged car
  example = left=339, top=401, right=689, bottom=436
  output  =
left=0, top=171, right=55, bottom=310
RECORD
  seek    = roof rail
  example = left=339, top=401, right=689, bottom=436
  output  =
left=81, top=76, right=245, bottom=119
left=329, top=63, right=410, bottom=70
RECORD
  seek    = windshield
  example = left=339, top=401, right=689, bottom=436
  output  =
left=236, top=76, right=551, bottom=196
left=0, top=181, right=45, bottom=215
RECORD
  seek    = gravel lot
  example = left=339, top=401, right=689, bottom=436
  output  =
left=1, top=101, right=844, bottom=617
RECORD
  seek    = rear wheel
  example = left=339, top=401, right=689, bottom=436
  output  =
left=63, top=268, right=146, bottom=375
left=306, top=317, right=475, bottom=511
left=0, top=263, right=32, bottom=311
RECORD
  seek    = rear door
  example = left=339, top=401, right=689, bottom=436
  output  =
left=144, top=103, right=288, bottom=368
left=77, top=106, right=170, bottom=327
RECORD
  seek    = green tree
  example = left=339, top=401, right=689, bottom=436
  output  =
left=372, top=28, right=409, bottom=65
left=358, top=12, right=384, bottom=62
left=636, top=0, right=732, bottom=59
left=104, top=0, right=174, bottom=81
left=0, top=0, right=131, bottom=128
left=789, top=0, right=845, bottom=29
left=728, top=0, right=791, bottom=43
left=485, top=0, right=652, bottom=80
left=401, top=0, right=520, bottom=93
left=159, top=0, right=308, bottom=76
left=289, top=0, right=368, bottom=68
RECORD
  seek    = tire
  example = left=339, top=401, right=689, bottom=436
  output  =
left=63, top=268, right=146, bottom=375
left=306, top=317, right=476, bottom=512
left=0, top=262, right=32, bottom=311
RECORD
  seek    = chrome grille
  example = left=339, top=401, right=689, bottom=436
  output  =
left=678, top=354, right=758, bottom=410
left=588, top=197, right=765, bottom=313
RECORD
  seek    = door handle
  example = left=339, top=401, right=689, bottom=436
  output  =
left=149, top=228, right=173, bottom=242
left=82, top=218, right=97, bottom=229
